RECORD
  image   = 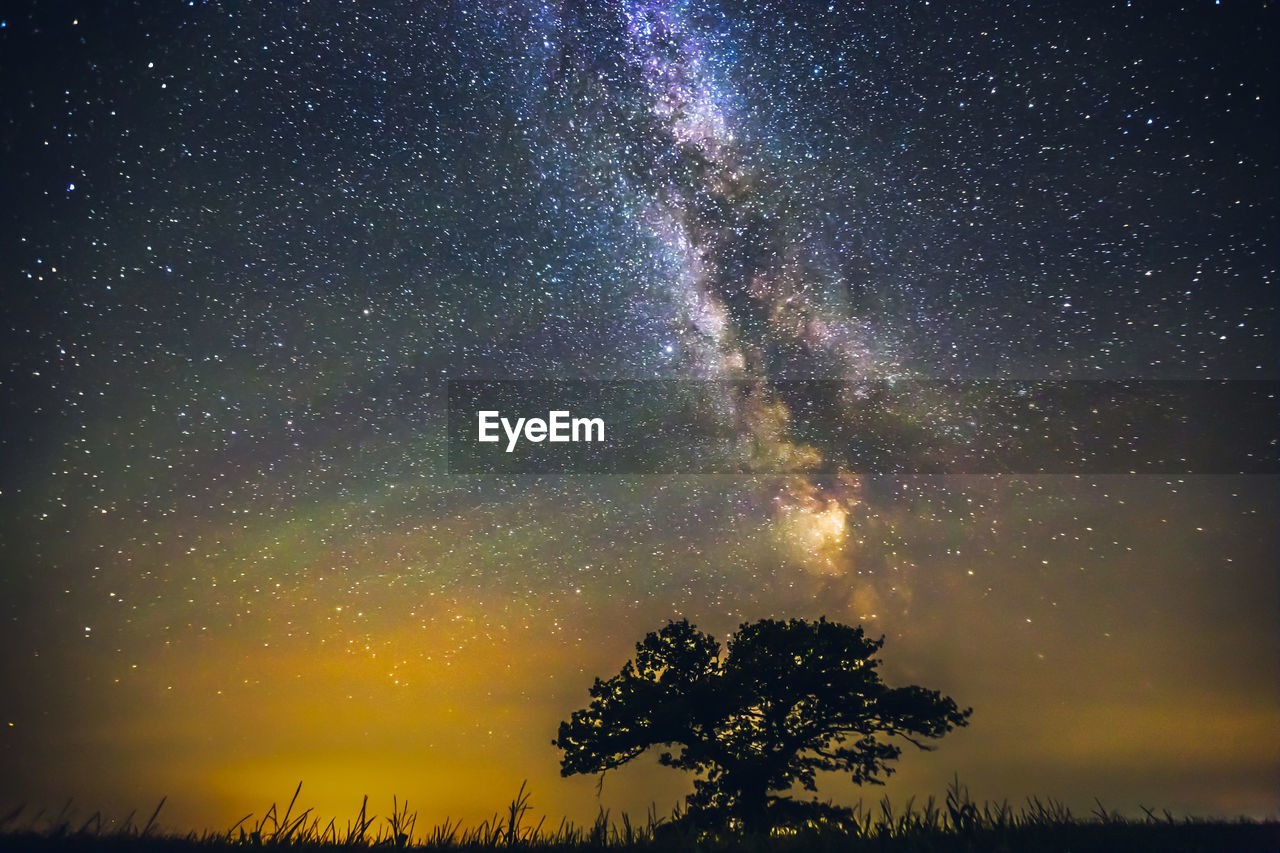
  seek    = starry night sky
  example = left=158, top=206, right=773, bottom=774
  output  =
left=1, top=0, right=1277, bottom=831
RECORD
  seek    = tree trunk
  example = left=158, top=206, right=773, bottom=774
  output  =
left=738, top=780, right=771, bottom=834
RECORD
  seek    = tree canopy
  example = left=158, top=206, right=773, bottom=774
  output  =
left=553, top=617, right=971, bottom=831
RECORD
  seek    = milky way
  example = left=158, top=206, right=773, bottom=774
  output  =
left=1, top=0, right=1276, bottom=830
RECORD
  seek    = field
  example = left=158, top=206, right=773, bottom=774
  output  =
left=2, top=781, right=1277, bottom=853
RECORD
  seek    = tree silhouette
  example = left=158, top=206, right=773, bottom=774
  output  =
left=554, top=617, right=971, bottom=831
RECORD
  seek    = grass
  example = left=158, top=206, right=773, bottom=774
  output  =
left=1, top=777, right=1277, bottom=852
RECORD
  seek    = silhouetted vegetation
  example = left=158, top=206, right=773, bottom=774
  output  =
left=2, top=779, right=1278, bottom=852
left=2, top=622, right=1274, bottom=851
left=554, top=618, right=970, bottom=832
